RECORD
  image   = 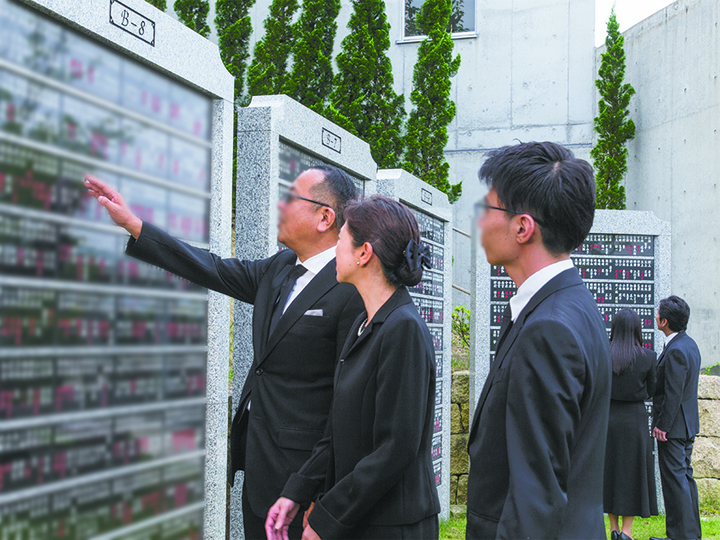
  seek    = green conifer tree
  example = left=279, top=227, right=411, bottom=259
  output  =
left=215, top=0, right=256, bottom=219
left=591, top=9, right=636, bottom=210
left=145, top=0, right=167, bottom=11
left=283, top=0, right=341, bottom=113
left=325, top=0, right=405, bottom=169
left=403, top=0, right=462, bottom=202
left=174, top=0, right=211, bottom=37
left=215, top=0, right=256, bottom=103
left=247, top=0, right=299, bottom=96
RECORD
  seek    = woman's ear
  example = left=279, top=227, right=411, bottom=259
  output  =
left=357, top=242, right=373, bottom=267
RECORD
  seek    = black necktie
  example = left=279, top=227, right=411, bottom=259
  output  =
left=495, top=305, right=514, bottom=359
left=268, top=265, right=308, bottom=336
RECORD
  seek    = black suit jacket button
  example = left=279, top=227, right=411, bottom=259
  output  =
left=255, top=368, right=264, bottom=375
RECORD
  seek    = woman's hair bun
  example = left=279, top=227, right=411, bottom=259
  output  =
left=343, top=195, right=425, bottom=288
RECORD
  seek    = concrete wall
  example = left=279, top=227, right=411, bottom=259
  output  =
left=616, top=0, right=720, bottom=366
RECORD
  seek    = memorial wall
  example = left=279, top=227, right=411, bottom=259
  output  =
left=0, top=0, right=234, bottom=538
left=470, top=210, right=671, bottom=420
left=377, top=169, right=452, bottom=519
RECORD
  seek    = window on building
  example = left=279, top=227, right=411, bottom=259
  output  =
left=404, top=0, right=475, bottom=38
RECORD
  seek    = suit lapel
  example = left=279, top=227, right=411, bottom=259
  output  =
left=260, top=259, right=338, bottom=364
left=339, top=287, right=413, bottom=361
left=470, top=268, right=584, bottom=435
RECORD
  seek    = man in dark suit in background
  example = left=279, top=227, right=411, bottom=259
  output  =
left=465, top=142, right=611, bottom=539
left=651, top=295, right=702, bottom=540
left=84, top=165, right=363, bottom=540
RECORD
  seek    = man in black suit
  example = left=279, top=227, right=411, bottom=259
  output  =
left=465, top=142, right=611, bottom=539
left=651, top=295, right=702, bottom=540
left=84, top=165, right=363, bottom=540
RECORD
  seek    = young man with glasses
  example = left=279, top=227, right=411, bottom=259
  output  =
left=466, top=141, right=611, bottom=539
left=84, top=164, right=363, bottom=540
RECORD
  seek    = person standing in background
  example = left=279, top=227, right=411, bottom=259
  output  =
left=603, top=308, right=658, bottom=540
left=651, top=295, right=702, bottom=540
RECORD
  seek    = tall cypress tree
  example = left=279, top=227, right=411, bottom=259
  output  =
left=326, top=0, right=405, bottom=169
left=145, top=0, right=167, bottom=10
left=174, top=0, right=211, bottom=37
left=591, top=9, right=636, bottom=210
left=215, top=0, right=256, bottom=103
left=403, top=0, right=461, bottom=202
left=247, top=0, right=299, bottom=96
left=283, top=0, right=341, bottom=113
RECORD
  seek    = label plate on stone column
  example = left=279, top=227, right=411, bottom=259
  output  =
left=110, top=0, right=156, bottom=46
left=321, top=128, right=342, bottom=153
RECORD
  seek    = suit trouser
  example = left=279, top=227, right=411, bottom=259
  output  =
left=658, top=437, right=702, bottom=540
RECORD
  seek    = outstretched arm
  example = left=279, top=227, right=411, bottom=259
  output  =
left=84, top=174, right=142, bottom=238
left=83, top=174, right=274, bottom=303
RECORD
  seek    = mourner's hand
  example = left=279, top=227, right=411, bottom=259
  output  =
left=84, top=174, right=143, bottom=239
left=653, top=427, right=668, bottom=442
left=265, top=497, right=300, bottom=540
left=301, top=524, right=321, bottom=540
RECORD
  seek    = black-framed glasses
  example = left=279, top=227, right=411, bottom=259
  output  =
left=474, top=200, right=547, bottom=227
left=282, top=192, right=331, bottom=208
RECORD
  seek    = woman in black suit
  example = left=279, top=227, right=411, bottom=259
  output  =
left=604, top=308, right=658, bottom=540
left=265, top=195, right=440, bottom=540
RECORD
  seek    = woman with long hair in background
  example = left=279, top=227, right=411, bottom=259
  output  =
left=604, top=308, right=658, bottom=540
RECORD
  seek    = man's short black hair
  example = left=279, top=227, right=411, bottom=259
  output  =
left=478, top=141, right=596, bottom=254
left=310, top=164, right=358, bottom=230
left=659, top=295, right=690, bottom=333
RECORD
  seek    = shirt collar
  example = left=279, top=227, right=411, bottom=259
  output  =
left=665, top=332, right=679, bottom=346
left=509, top=259, right=575, bottom=322
left=296, top=246, right=336, bottom=276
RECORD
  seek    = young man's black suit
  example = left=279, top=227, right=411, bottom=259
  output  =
left=653, top=331, right=702, bottom=540
left=125, top=222, right=363, bottom=536
left=466, top=268, right=611, bottom=539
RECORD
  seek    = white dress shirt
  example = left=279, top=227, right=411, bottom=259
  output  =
left=508, top=259, right=575, bottom=322
left=281, top=246, right=337, bottom=314
left=665, top=332, right=679, bottom=347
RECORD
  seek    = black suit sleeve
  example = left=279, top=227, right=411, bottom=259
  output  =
left=281, top=423, right=333, bottom=505
left=125, top=221, right=276, bottom=304
left=656, top=346, right=690, bottom=433
left=499, top=319, right=586, bottom=539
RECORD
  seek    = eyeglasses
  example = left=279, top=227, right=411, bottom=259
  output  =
left=474, top=200, right=547, bottom=227
left=282, top=192, right=331, bottom=208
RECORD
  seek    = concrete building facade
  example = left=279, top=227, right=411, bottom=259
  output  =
left=619, top=0, right=719, bottom=366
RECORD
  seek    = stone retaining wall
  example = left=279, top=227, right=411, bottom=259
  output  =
left=450, top=370, right=470, bottom=505
left=696, top=374, right=720, bottom=511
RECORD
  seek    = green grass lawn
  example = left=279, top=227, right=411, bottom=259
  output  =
left=440, top=513, right=720, bottom=539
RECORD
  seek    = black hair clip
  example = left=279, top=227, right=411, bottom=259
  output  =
left=404, top=239, right=432, bottom=271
